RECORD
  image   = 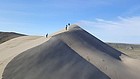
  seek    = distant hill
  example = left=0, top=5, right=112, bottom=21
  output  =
left=107, top=43, right=140, bottom=50
left=0, top=32, right=26, bottom=44
left=107, top=43, right=140, bottom=59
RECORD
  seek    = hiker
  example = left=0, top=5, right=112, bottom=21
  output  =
left=46, top=33, right=48, bottom=38
left=68, top=23, right=70, bottom=26
left=65, top=25, right=68, bottom=30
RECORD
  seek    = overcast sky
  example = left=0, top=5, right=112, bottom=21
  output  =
left=0, top=0, right=140, bottom=44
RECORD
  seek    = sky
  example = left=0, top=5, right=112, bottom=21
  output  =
left=0, top=0, right=140, bottom=44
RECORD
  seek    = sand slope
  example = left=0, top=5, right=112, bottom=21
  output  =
left=3, top=39, right=110, bottom=79
left=0, top=32, right=25, bottom=44
left=0, top=36, right=48, bottom=79
left=1, top=25, right=140, bottom=79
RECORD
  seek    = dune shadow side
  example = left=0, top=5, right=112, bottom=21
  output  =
left=2, top=37, right=110, bottom=79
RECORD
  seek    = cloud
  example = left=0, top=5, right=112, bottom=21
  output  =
left=77, top=16, right=140, bottom=44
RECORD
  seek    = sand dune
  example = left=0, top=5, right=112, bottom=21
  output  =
left=1, top=25, right=140, bottom=79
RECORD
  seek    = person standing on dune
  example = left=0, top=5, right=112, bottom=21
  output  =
left=46, top=33, right=48, bottom=38
left=65, top=25, right=68, bottom=30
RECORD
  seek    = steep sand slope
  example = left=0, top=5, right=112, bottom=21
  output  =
left=71, top=25, right=140, bottom=79
left=2, top=25, right=140, bottom=79
left=51, top=25, right=140, bottom=79
left=0, top=36, right=48, bottom=79
left=3, top=39, right=110, bottom=79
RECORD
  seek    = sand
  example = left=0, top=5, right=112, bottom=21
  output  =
left=0, top=36, right=49, bottom=79
left=1, top=24, right=140, bottom=79
left=0, top=27, right=66, bottom=79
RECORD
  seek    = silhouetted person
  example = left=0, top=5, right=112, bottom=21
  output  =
left=46, top=33, right=48, bottom=38
left=66, top=25, right=68, bottom=30
left=68, top=23, right=70, bottom=26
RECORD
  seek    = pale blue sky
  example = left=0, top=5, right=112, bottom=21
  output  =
left=0, top=0, right=140, bottom=43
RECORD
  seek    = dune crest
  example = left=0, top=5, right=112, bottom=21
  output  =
left=1, top=24, right=140, bottom=79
